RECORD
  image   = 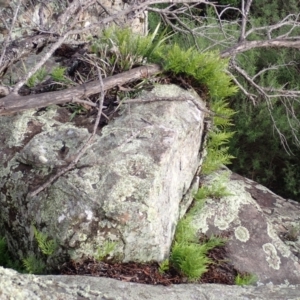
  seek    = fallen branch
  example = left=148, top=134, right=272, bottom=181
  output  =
left=0, top=64, right=162, bottom=115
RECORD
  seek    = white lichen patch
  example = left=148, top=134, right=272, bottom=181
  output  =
left=262, top=243, right=281, bottom=270
left=85, top=210, right=93, bottom=221
left=192, top=169, right=261, bottom=233
left=38, top=155, right=48, bottom=164
left=267, top=222, right=278, bottom=240
left=255, top=184, right=270, bottom=192
left=234, top=226, right=250, bottom=242
left=7, top=109, right=35, bottom=147
left=58, top=214, right=65, bottom=223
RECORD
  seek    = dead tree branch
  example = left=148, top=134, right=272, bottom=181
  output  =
left=0, top=64, right=162, bottom=115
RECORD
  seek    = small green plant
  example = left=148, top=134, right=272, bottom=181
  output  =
left=170, top=216, right=224, bottom=281
left=170, top=235, right=224, bottom=281
left=51, top=66, right=69, bottom=83
left=195, top=173, right=232, bottom=201
left=65, top=103, right=88, bottom=121
left=158, top=259, right=169, bottom=274
left=235, top=273, right=257, bottom=286
left=33, top=226, right=57, bottom=256
left=26, top=67, right=47, bottom=87
left=92, top=24, right=169, bottom=73
left=284, top=224, right=300, bottom=242
left=96, top=240, right=117, bottom=261
left=0, top=236, right=25, bottom=271
left=201, top=99, right=236, bottom=175
left=0, top=236, right=9, bottom=267
left=22, top=254, right=46, bottom=274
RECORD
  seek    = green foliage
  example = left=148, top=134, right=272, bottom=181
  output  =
left=33, top=226, right=57, bottom=256
left=201, top=98, right=236, bottom=175
left=23, top=254, right=46, bottom=274
left=66, top=103, right=88, bottom=121
left=195, top=173, right=232, bottom=201
left=51, top=66, right=68, bottom=83
left=174, top=216, right=198, bottom=244
left=96, top=240, right=117, bottom=262
left=170, top=215, right=224, bottom=281
left=26, top=67, right=47, bottom=87
left=91, top=24, right=169, bottom=73
left=0, top=236, right=23, bottom=271
left=158, top=259, right=169, bottom=274
left=228, top=97, right=300, bottom=201
left=160, top=44, right=238, bottom=100
left=91, top=26, right=236, bottom=103
left=235, top=273, right=257, bottom=286
left=284, top=224, right=300, bottom=242
left=0, top=236, right=9, bottom=267
left=170, top=241, right=212, bottom=280
left=170, top=235, right=224, bottom=281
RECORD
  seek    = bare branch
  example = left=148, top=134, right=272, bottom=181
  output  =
left=222, top=38, right=300, bottom=58
left=0, top=64, right=162, bottom=115
left=239, top=0, right=252, bottom=42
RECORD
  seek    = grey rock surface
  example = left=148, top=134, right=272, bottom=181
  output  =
left=0, top=85, right=205, bottom=267
left=0, top=1, right=146, bottom=42
left=193, top=167, right=300, bottom=285
left=1, top=267, right=300, bottom=300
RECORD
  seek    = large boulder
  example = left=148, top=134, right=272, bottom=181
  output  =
left=192, top=166, right=300, bottom=284
left=0, top=84, right=206, bottom=267
left=1, top=266, right=300, bottom=300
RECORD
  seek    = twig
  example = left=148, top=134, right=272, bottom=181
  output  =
left=28, top=70, right=105, bottom=198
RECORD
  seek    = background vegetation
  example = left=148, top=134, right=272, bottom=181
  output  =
left=149, top=0, right=300, bottom=201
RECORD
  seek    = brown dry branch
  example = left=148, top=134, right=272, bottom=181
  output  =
left=0, top=64, right=162, bottom=115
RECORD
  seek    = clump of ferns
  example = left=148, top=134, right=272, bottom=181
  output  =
left=169, top=215, right=225, bottom=281
left=201, top=98, right=236, bottom=175
left=22, top=225, right=58, bottom=274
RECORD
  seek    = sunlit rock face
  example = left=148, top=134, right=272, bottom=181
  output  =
left=0, top=84, right=206, bottom=268
left=192, top=166, right=300, bottom=285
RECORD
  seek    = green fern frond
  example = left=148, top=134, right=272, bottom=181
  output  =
left=202, top=147, right=235, bottom=174
left=51, top=66, right=68, bottom=83
left=96, top=240, right=117, bottom=261
left=211, top=98, right=236, bottom=128
left=161, top=44, right=238, bottom=99
left=174, top=215, right=198, bottom=244
left=33, top=226, right=57, bottom=256
left=23, top=254, right=46, bottom=274
left=27, top=67, right=47, bottom=88
left=235, top=273, right=257, bottom=286
left=158, top=259, right=170, bottom=274
left=170, top=241, right=212, bottom=281
left=209, top=131, right=235, bottom=148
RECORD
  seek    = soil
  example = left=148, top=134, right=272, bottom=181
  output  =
left=58, top=243, right=239, bottom=286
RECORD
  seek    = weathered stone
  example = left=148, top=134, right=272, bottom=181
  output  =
left=193, top=166, right=300, bottom=285
left=1, top=267, right=300, bottom=300
left=0, top=1, right=146, bottom=42
left=0, top=84, right=205, bottom=267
